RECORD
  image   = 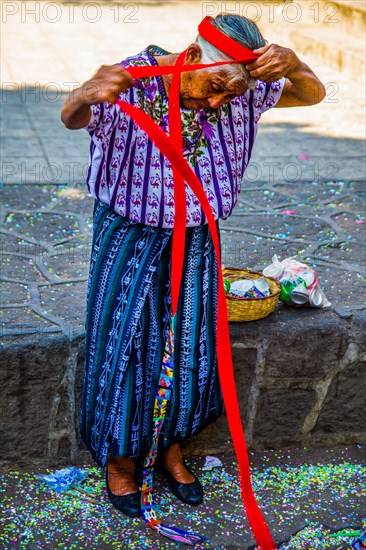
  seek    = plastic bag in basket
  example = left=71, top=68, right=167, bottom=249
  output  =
left=262, top=255, right=331, bottom=308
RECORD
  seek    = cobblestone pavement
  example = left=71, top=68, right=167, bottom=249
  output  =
left=1, top=446, right=365, bottom=549
left=1, top=175, right=365, bottom=338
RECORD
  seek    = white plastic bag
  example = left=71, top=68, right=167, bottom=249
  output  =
left=263, top=255, right=331, bottom=308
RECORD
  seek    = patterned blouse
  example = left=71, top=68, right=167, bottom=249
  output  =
left=84, top=45, right=285, bottom=228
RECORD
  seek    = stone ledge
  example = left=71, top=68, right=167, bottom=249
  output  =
left=1, top=307, right=365, bottom=466
left=289, top=25, right=365, bottom=81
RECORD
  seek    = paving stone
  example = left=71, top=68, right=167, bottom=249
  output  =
left=313, top=266, right=365, bottom=308
left=246, top=155, right=365, bottom=184
left=222, top=212, right=339, bottom=242
left=0, top=233, right=48, bottom=257
left=0, top=335, right=71, bottom=459
left=0, top=281, right=29, bottom=306
left=231, top=346, right=258, bottom=425
left=221, top=232, right=308, bottom=271
left=238, top=188, right=293, bottom=209
left=2, top=211, right=82, bottom=244
left=1, top=306, right=58, bottom=334
left=310, top=241, right=366, bottom=266
left=2, top=183, right=55, bottom=207
left=1, top=158, right=52, bottom=184
left=350, top=310, right=366, bottom=347
left=39, top=281, right=88, bottom=327
left=333, top=211, right=366, bottom=240
left=50, top=187, right=95, bottom=214
left=40, top=249, right=91, bottom=279
left=1, top=253, right=48, bottom=283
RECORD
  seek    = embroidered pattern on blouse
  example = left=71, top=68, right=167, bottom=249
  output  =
left=85, top=45, right=285, bottom=228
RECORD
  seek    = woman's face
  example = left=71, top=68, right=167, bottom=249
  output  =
left=179, top=44, right=249, bottom=110
left=180, top=68, right=248, bottom=110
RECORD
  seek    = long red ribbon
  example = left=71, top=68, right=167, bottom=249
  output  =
left=114, top=16, right=277, bottom=550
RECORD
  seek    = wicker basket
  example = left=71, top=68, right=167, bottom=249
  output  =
left=223, top=267, right=281, bottom=322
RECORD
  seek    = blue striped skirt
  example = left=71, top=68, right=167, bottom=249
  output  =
left=80, top=199, right=223, bottom=467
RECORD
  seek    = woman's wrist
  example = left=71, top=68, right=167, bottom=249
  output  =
left=61, top=87, right=92, bottom=129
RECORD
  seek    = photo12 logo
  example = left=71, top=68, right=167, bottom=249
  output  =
left=244, top=160, right=340, bottom=184
left=201, top=1, right=339, bottom=24
left=1, top=2, right=139, bottom=24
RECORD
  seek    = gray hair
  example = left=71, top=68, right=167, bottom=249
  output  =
left=195, top=13, right=266, bottom=89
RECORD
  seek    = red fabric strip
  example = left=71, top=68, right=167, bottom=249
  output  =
left=114, top=95, right=277, bottom=549
left=126, top=58, right=257, bottom=81
left=198, top=16, right=260, bottom=63
left=114, top=18, right=277, bottom=548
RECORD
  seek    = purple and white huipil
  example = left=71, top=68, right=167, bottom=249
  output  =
left=84, top=45, right=285, bottom=228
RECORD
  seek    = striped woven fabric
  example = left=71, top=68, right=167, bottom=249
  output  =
left=80, top=198, right=223, bottom=467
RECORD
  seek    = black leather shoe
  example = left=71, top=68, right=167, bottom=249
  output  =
left=158, top=464, right=203, bottom=506
left=105, top=464, right=142, bottom=517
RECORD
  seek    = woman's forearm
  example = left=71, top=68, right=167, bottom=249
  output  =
left=285, top=59, right=326, bottom=106
left=61, top=87, right=92, bottom=130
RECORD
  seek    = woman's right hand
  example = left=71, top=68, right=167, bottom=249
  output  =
left=61, top=63, right=134, bottom=129
left=79, top=64, right=135, bottom=105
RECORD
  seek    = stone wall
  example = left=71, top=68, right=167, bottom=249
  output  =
left=1, top=307, right=365, bottom=466
left=185, top=308, right=366, bottom=456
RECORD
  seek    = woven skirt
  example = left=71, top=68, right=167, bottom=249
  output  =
left=80, top=199, right=223, bottom=468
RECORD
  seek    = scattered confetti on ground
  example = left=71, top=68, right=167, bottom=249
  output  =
left=1, top=180, right=365, bottom=339
left=1, top=447, right=365, bottom=549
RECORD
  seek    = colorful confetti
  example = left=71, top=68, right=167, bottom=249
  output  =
left=1, top=446, right=364, bottom=549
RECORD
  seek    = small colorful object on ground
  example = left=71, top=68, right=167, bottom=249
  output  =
left=350, top=530, right=366, bottom=549
left=2, top=455, right=364, bottom=548
left=263, top=254, right=331, bottom=308
left=202, top=456, right=224, bottom=470
left=37, top=467, right=88, bottom=493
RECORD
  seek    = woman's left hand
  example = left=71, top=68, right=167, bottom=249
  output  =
left=245, top=44, right=300, bottom=82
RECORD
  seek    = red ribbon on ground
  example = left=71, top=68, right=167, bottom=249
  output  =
left=115, top=16, right=277, bottom=550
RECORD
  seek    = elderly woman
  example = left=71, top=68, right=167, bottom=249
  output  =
left=61, top=11, right=324, bottom=540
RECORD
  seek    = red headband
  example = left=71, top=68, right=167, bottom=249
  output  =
left=198, top=15, right=260, bottom=63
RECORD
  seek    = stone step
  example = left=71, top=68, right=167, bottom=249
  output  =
left=289, top=23, right=365, bottom=81
left=264, top=0, right=365, bottom=80
left=310, top=0, right=366, bottom=35
left=286, top=0, right=366, bottom=35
